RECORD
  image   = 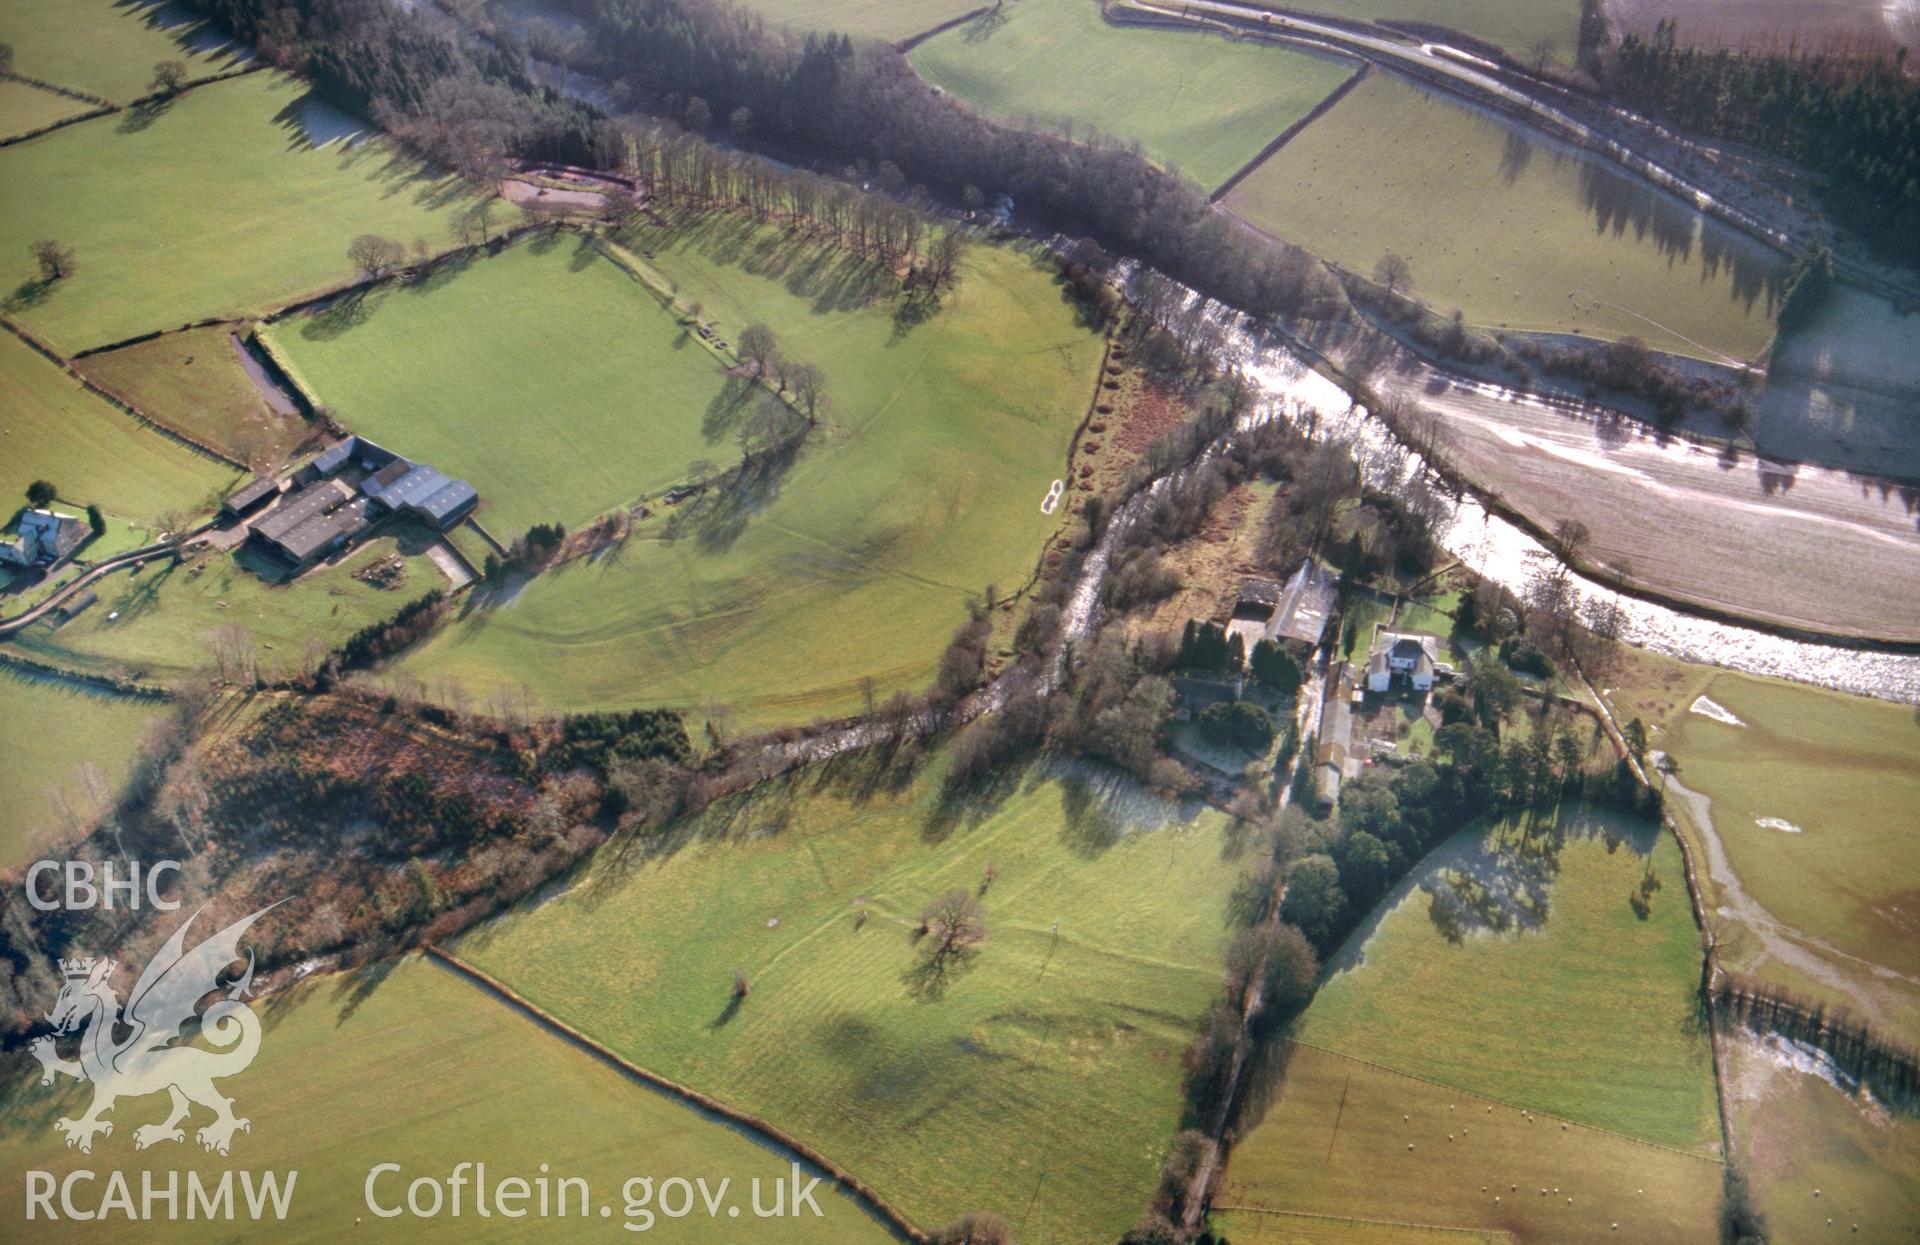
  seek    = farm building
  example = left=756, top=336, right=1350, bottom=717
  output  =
left=1366, top=629, right=1441, bottom=693
left=0, top=509, right=88, bottom=567
left=221, top=476, right=283, bottom=520
left=1226, top=561, right=1338, bottom=653
left=244, top=436, right=477, bottom=573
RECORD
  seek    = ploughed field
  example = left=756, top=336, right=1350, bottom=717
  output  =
left=455, top=752, right=1243, bottom=1245
left=909, top=0, right=1358, bottom=191
left=392, top=212, right=1104, bottom=729
left=0, top=71, right=482, bottom=354
left=0, top=954, right=898, bottom=1242
left=1225, top=72, right=1788, bottom=362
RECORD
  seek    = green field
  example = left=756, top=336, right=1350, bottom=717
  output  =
left=1295, top=803, right=1719, bottom=1152
left=265, top=238, right=741, bottom=537
left=455, top=754, right=1241, bottom=1243
left=76, top=325, right=313, bottom=470
left=1265, top=0, right=1582, bottom=64
left=1646, top=669, right=1920, bottom=1041
left=910, top=0, right=1357, bottom=190
left=394, top=213, right=1102, bottom=728
left=0, top=71, right=482, bottom=353
left=0, top=330, right=236, bottom=525
left=1211, top=1210, right=1501, bottom=1244
left=725, top=0, right=978, bottom=40
left=0, top=77, right=90, bottom=138
left=13, top=535, right=441, bottom=683
left=1724, top=1032, right=1920, bottom=1245
left=1217, top=1043, right=1722, bottom=1245
left=0, top=0, right=249, bottom=103
left=0, top=668, right=160, bottom=866
left=1225, top=73, right=1788, bottom=362
left=0, top=954, right=899, bottom=1242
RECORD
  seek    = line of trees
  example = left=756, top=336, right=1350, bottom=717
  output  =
left=1606, top=22, right=1920, bottom=262
left=175, top=0, right=619, bottom=176
left=535, top=0, right=1341, bottom=324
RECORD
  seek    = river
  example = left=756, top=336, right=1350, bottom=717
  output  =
left=476, top=21, right=1920, bottom=705
left=1209, top=297, right=1920, bottom=704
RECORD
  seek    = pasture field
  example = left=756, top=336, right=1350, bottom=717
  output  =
left=455, top=754, right=1242, bottom=1244
left=1295, top=803, right=1720, bottom=1152
left=0, top=955, right=898, bottom=1242
left=75, top=325, right=314, bottom=469
left=265, top=238, right=737, bottom=537
left=0, top=670, right=160, bottom=867
left=0, top=330, right=236, bottom=524
left=396, top=212, right=1103, bottom=728
left=1604, top=654, right=1920, bottom=1042
left=1225, top=73, right=1788, bottom=362
left=1209, top=1211, right=1501, bottom=1244
left=0, top=77, right=90, bottom=138
left=909, top=0, right=1357, bottom=190
left=1216, top=1043, right=1722, bottom=1245
left=0, top=71, right=481, bottom=354
left=1277, top=0, right=1582, bottom=64
left=1723, top=1032, right=1920, bottom=1245
left=727, top=0, right=977, bottom=39
left=12, top=535, right=440, bottom=683
left=0, top=0, right=248, bottom=103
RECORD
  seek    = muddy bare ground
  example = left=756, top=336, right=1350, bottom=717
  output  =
left=1322, top=325, right=1920, bottom=643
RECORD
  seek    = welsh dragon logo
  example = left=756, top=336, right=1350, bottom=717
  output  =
left=27, top=903, right=280, bottom=1156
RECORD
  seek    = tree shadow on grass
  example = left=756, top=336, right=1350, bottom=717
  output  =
left=3, top=277, right=57, bottom=315
left=323, top=951, right=402, bottom=1026
left=659, top=432, right=803, bottom=555
left=922, top=751, right=1037, bottom=846
left=116, top=94, right=178, bottom=134
left=297, top=285, right=386, bottom=341
left=902, top=943, right=979, bottom=1004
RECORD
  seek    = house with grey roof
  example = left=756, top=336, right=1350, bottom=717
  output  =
left=0, top=509, right=88, bottom=568
left=1365, top=628, right=1440, bottom=694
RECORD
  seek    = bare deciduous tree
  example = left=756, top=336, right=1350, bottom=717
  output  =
left=347, top=233, right=404, bottom=279
left=1373, top=251, right=1412, bottom=299
left=738, top=322, right=777, bottom=377
left=148, top=60, right=188, bottom=96
left=31, top=239, right=76, bottom=282
left=785, top=360, right=825, bottom=423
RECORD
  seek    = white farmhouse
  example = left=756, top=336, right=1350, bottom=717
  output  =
left=1366, top=629, right=1440, bottom=694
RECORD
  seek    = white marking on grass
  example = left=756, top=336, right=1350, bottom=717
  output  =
left=1756, top=817, right=1804, bottom=834
left=1689, top=695, right=1747, bottom=727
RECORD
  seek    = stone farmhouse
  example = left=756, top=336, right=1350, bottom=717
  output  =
left=227, top=436, right=477, bottom=574
left=0, top=508, right=88, bottom=568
